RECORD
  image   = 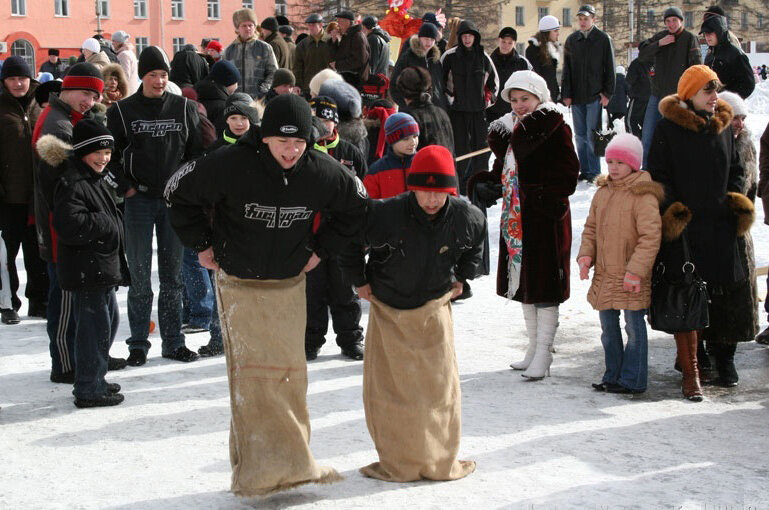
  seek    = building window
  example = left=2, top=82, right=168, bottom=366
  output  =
left=537, top=7, right=548, bottom=19
left=11, top=39, right=35, bottom=69
left=173, top=37, right=186, bottom=54
left=171, top=0, right=184, bottom=20
left=604, top=8, right=612, bottom=27
left=55, top=0, right=69, bottom=16
left=207, top=0, right=220, bottom=19
left=684, top=11, right=694, bottom=29
left=134, top=0, right=147, bottom=18
left=97, top=0, right=110, bottom=17
left=563, top=8, right=572, bottom=27
left=515, top=6, right=525, bottom=26
left=242, top=0, right=253, bottom=8
left=12, top=0, right=26, bottom=15
left=135, top=37, right=149, bottom=56
left=759, top=14, right=764, bottom=29
left=275, top=0, right=286, bottom=16
left=741, top=12, right=748, bottom=29
left=646, top=10, right=655, bottom=25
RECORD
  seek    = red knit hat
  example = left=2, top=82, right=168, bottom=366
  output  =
left=206, top=40, right=223, bottom=53
left=406, top=145, right=458, bottom=193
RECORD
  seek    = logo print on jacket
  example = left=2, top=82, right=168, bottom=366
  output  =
left=244, top=204, right=313, bottom=228
left=132, top=119, right=184, bottom=137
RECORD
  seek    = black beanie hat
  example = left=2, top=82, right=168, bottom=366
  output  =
left=72, top=119, right=114, bottom=159
left=210, top=60, right=241, bottom=87
left=279, top=25, right=294, bottom=36
left=261, top=94, right=313, bottom=141
left=138, top=46, right=170, bottom=78
left=273, top=68, right=296, bottom=88
left=223, top=92, right=259, bottom=125
left=418, top=22, right=440, bottom=40
left=261, top=17, right=279, bottom=32
left=663, top=7, right=684, bottom=21
left=62, top=62, right=104, bottom=94
left=0, top=56, right=33, bottom=81
left=309, top=95, right=339, bottom=124
left=362, top=16, right=378, bottom=29
left=35, top=79, right=62, bottom=106
left=498, top=27, right=518, bottom=40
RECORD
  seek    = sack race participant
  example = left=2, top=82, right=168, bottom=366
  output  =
left=341, top=145, right=486, bottom=482
left=165, top=94, right=368, bottom=495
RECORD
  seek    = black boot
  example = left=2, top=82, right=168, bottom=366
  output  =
left=712, top=343, right=738, bottom=387
left=756, top=326, right=769, bottom=345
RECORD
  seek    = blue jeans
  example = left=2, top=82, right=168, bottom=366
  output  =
left=571, top=99, right=602, bottom=178
left=73, top=287, right=118, bottom=400
left=182, top=247, right=214, bottom=329
left=123, top=193, right=185, bottom=355
left=47, top=262, right=77, bottom=376
left=598, top=309, right=648, bottom=391
left=641, top=95, right=661, bottom=170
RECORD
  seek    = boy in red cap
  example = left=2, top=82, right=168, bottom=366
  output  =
left=205, top=40, right=223, bottom=62
left=340, top=145, right=486, bottom=482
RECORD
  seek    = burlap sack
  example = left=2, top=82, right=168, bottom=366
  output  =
left=216, top=271, right=341, bottom=497
left=361, top=291, right=476, bottom=482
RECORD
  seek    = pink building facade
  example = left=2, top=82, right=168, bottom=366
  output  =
left=2, top=0, right=275, bottom=73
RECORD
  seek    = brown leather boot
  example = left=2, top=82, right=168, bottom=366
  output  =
left=674, top=332, right=703, bottom=402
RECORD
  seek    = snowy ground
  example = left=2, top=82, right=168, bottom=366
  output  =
left=2, top=111, right=769, bottom=510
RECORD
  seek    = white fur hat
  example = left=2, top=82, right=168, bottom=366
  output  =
left=502, top=70, right=551, bottom=103
left=718, top=90, right=747, bottom=117
left=538, top=15, right=560, bottom=32
left=82, top=38, right=101, bottom=53
left=309, top=68, right=343, bottom=98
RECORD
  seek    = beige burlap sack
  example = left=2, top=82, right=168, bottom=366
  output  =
left=361, top=291, right=476, bottom=482
left=216, top=271, right=341, bottom=497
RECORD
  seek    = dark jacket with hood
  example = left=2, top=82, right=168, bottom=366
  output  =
left=402, top=96, right=454, bottom=153
left=367, top=26, right=391, bottom=77
left=649, top=95, right=755, bottom=342
left=704, top=36, right=755, bottom=99
left=164, top=128, right=369, bottom=280
left=293, top=30, right=334, bottom=94
left=638, top=28, right=701, bottom=98
left=561, top=25, right=616, bottom=104
left=339, top=192, right=486, bottom=310
left=37, top=135, right=129, bottom=291
left=106, top=87, right=203, bottom=198
left=169, top=45, right=209, bottom=88
left=607, top=71, right=628, bottom=116
left=625, top=58, right=652, bottom=100
left=332, top=23, right=371, bottom=82
left=390, top=35, right=447, bottom=110
left=194, top=76, right=229, bottom=132
left=265, top=31, right=292, bottom=70
left=0, top=79, right=40, bottom=205
left=440, top=21, right=499, bottom=112
left=526, top=37, right=561, bottom=102
left=487, top=47, right=530, bottom=121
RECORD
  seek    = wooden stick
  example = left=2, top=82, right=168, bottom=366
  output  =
left=455, top=147, right=491, bottom=162
left=758, top=266, right=768, bottom=277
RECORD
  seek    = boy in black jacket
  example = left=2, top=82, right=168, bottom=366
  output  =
left=39, top=120, right=129, bottom=408
left=339, top=145, right=486, bottom=482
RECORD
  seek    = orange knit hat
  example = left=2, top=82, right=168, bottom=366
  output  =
left=677, top=65, right=719, bottom=101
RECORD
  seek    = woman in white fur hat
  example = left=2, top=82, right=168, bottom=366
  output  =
left=525, top=15, right=562, bottom=102
left=470, top=70, right=579, bottom=380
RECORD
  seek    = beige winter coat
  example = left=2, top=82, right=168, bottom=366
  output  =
left=578, top=171, right=664, bottom=311
left=85, top=50, right=111, bottom=72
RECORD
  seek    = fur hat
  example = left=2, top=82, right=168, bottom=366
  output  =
left=310, top=95, right=339, bottom=124
left=718, top=90, right=747, bottom=117
left=309, top=68, right=343, bottom=97
left=0, top=56, right=33, bottom=80
left=210, top=60, right=240, bottom=87
left=319, top=79, right=362, bottom=119
left=260, top=94, right=313, bottom=141
left=232, top=8, right=257, bottom=29
left=407, top=145, right=458, bottom=194
left=138, top=46, right=170, bottom=78
left=273, top=68, right=295, bottom=88
left=384, top=113, right=419, bottom=145
left=261, top=16, right=279, bottom=32
left=72, top=119, right=114, bottom=159
left=538, top=15, right=560, bottom=32
left=418, top=22, right=440, bottom=39
left=677, top=64, right=719, bottom=101
left=62, top=62, right=104, bottom=95
left=501, top=70, right=550, bottom=103
left=604, top=133, right=643, bottom=172
left=48, top=48, right=60, bottom=56
left=396, top=66, right=431, bottom=100
left=82, top=38, right=101, bottom=54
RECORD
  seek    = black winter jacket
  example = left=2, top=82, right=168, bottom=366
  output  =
left=194, top=76, right=229, bottom=133
left=487, top=47, right=530, bottom=121
left=339, top=192, right=486, bottom=310
left=705, top=37, right=755, bottom=99
left=0, top=80, right=40, bottom=205
left=367, top=27, right=391, bottom=77
left=526, top=38, right=561, bottom=102
left=165, top=129, right=369, bottom=280
left=48, top=156, right=128, bottom=291
left=402, top=97, right=454, bottom=152
left=440, top=22, right=499, bottom=112
left=314, top=134, right=367, bottom=180
left=106, top=87, right=203, bottom=198
left=625, top=58, right=652, bottom=100
left=169, top=48, right=209, bottom=88
left=607, top=72, right=628, bottom=116
left=638, top=28, right=701, bottom=97
left=332, top=24, right=370, bottom=82
left=561, top=26, right=615, bottom=104
left=390, top=35, right=447, bottom=110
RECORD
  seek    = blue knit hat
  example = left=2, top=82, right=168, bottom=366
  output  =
left=210, top=60, right=240, bottom=87
left=384, top=113, right=419, bottom=144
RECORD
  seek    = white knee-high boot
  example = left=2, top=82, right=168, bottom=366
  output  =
left=510, top=304, right=538, bottom=370
left=522, top=306, right=559, bottom=380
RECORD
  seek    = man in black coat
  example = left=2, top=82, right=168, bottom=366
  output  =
left=441, top=20, right=499, bottom=194
left=169, top=44, right=209, bottom=89
left=330, top=10, right=371, bottom=84
left=561, top=4, right=615, bottom=181
left=700, top=7, right=755, bottom=100
left=625, top=57, right=652, bottom=139
left=361, top=16, right=391, bottom=77
left=39, top=49, right=67, bottom=79
left=194, top=60, right=241, bottom=134
left=486, top=27, right=531, bottom=124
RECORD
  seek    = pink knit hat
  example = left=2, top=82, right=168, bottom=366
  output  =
left=604, top=133, right=643, bottom=171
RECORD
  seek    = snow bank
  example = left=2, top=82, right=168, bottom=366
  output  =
left=746, top=79, right=769, bottom=114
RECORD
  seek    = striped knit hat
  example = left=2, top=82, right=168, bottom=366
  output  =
left=62, top=63, right=104, bottom=95
left=384, top=112, right=419, bottom=145
left=72, top=119, right=114, bottom=159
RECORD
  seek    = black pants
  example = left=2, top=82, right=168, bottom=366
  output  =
left=305, top=257, right=363, bottom=350
left=73, top=287, right=118, bottom=400
left=450, top=110, right=489, bottom=196
left=626, top=97, right=648, bottom=140
left=0, top=203, right=49, bottom=310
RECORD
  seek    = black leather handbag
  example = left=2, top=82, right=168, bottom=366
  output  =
left=649, top=231, right=710, bottom=333
left=592, top=107, right=616, bottom=157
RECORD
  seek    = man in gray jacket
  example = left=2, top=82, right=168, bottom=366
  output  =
left=638, top=6, right=701, bottom=168
left=224, top=8, right=277, bottom=99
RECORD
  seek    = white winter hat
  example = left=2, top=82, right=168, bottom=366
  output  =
left=538, top=15, right=560, bottom=32
left=718, top=90, right=747, bottom=116
left=615, top=65, right=626, bottom=75
left=502, top=70, right=551, bottom=103
left=82, top=38, right=101, bottom=53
